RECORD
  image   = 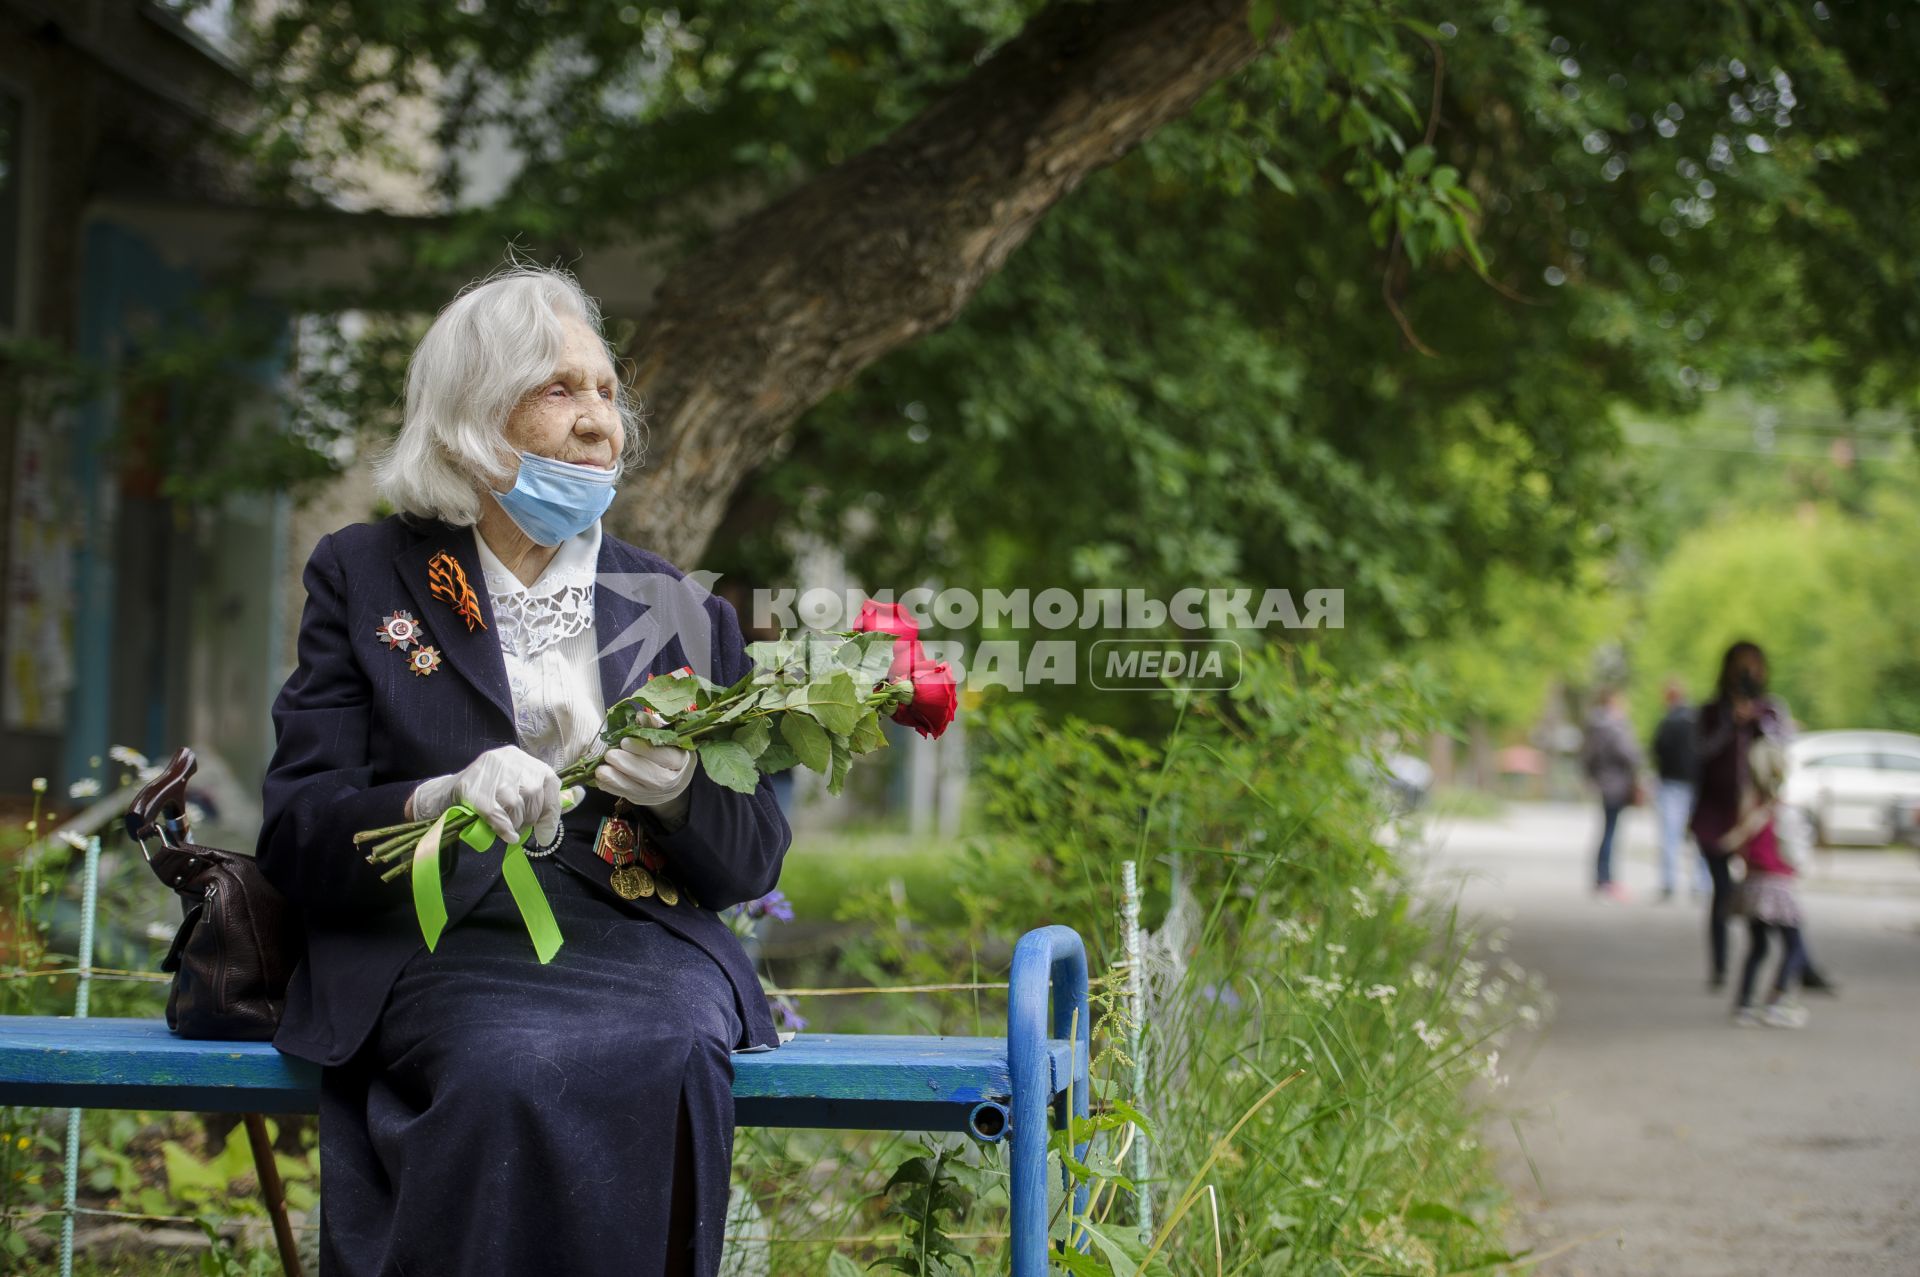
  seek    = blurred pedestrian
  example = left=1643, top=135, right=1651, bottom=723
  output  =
left=1580, top=687, right=1643, bottom=900
left=1649, top=679, right=1706, bottom=902
left=1722, top=736, right=1813, bottom=1027
left=1689, top=641, right=1834, bottom=995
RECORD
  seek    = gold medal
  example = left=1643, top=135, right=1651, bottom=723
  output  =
left=595, top=817, right=637, bottom=861
left=655, top=875, right=680, bottom=907
left=610, top=863, right=653, bottom=900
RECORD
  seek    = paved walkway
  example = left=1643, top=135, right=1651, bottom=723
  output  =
left=1414, top=801, right=1920, bottom=1276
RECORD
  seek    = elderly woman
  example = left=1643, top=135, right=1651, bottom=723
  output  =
left=257, top=265, right=791, bottom=1276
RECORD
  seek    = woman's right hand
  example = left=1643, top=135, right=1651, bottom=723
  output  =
left=407, top=745, right=563, bottom=846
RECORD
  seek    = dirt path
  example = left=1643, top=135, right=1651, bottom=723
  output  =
left=1415, top=801, right=1920, bottom=1276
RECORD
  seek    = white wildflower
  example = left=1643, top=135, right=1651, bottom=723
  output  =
left=30, top=777, right=46, bottom=793
left=57, top=830, right=89, bottom=851
left=1325, top=943, right=1347, bottom=956
left=68, top=778, right=101, bottom=799
left=1480, top=1050, right=1501, bottom=1079
left=1365, top=984, right=1397, bottom=1002
left=1518, top=1005, right=1541, bottom=1026
left=1410, top=962, right=1437, bottom=990
left=1276, top=918, right=1311, bottom=944
left=1412, top=1019, right=1446, bottom=1050
left=1349, top=886, right=1377, bottom=919
left=108, top=745, right=149, bottom=769
left=1487, top=934, right=1508, bottom=954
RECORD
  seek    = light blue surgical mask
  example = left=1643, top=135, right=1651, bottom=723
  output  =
left=492, top=451, right=618, bottom=546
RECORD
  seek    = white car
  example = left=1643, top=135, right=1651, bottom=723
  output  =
left=1782, top=730, right=1920, bottom=846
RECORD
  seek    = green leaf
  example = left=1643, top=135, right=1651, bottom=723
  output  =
left=1255, top=155, right=1297, bottom=196
left=714, top=686, right=769, bottom=724
left=1404, top=144, right=1436, bottom=178
left=746, top=637, right=800, bottom=672
left=1406, top=1200, right=1480, bottom=1229
left=1450, top=207, right=1491, bottom=274
left=803, top=669, right=864, bottom=735
left=826, top=1255, right=865, bottom=1277
left=735, top=717, right=772, bottom=758
left=635, top=673, right=702, bottom=715
left=756, top=734, right=799, bottom=774
left=1051, top=1248, right=1110, bottom=1277
left=849, top=711, right=889, bottom=755
left=1105, top=1097, right=1156, bottom=1136
left=697, top=738, right=760, bottom=793
left=619, top=725, right=681, bottom=746
left=780, top=711, right=832, bottom=773
left=827, top=733, right=853, bottom=796
left=883, top=1156, right=935, bottom=1189
left=835, top=630, right=899, bottom=685
left=1248, top=0, right=1278, bottom=43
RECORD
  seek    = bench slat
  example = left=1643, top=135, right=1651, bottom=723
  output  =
left=0, top=1018, right=1074, bottom=1131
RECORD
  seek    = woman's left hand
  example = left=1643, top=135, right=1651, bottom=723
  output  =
left=595, top=730, right=696, bottom=810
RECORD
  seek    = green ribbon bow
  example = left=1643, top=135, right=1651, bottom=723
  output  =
left=410, top=803, right=566, bottom=963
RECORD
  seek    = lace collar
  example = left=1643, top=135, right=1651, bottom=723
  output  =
left=473, top=522, right=601, bottom=659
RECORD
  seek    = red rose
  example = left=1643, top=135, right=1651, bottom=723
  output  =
left=852, top=600, right=922, bottom=682
left=892, top=658, right=957, bottom=739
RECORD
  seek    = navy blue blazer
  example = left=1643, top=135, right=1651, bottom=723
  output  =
left=257, top=513, right=792, bottom=1067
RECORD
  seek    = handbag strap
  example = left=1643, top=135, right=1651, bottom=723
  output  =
left=124, top=747, right=215, bottom=889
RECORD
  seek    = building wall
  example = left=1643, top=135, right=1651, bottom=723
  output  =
left=0, top=3, right=290, bottom=793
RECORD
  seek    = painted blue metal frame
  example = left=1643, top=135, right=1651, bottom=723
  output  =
left=1008, top=924, right=1092, bottom=1277
left=0, top=924, right=1093, bottom=1272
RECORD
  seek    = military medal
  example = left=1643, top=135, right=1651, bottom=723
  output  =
left=609, top=862, right=654, bottom=900
left=598, top=799, right=683, bottom=906
left=630, top=820, right=682, bottom=906
left=595, top=813, right=662, bottom=900
left=375, top=610, right=423, bottom=651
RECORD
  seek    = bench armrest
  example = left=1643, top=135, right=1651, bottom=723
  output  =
left=1008, top=924, right=1091, bottom=1276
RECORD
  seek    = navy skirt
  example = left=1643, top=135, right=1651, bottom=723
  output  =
left=316, top=852, right=743, bottom=1276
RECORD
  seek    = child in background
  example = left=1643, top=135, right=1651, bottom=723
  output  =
left=1730, top=738, right=1812, bottom=1028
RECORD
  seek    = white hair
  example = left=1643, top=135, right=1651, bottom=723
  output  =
left=373, top=263, right=643, bottom=526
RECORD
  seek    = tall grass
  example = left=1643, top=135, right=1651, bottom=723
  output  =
left=777, top=645, right=1537, bottom=1274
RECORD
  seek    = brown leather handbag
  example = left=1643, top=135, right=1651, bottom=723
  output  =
left=124, top=748, right=304, bottom=1040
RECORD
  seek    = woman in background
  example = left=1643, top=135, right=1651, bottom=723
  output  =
left=1689, top=641, right=1834, bottom=996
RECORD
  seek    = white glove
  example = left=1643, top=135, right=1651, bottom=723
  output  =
left=409, top=745, right=565, bottom=846
left=595, top=710, right=696, bottom=812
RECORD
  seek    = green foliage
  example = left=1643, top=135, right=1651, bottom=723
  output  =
left=820, top=649, right=1521, bottom=1271
left=730, top=0, right=1916, bottom=721
left=1421, top=561, right=1628, bottom=735
left=602, top=630, right=910, bottom=794
left=196, top=1220, right=280, bottom=1277
left=139, top=1, right=1916, bottom=689
left=870, top=1143, right=985, bottom=1276
left=1635, top=488, right=1920, bottom=732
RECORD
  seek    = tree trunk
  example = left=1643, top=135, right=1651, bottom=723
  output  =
left=614, top=0, right=1280, bottom=564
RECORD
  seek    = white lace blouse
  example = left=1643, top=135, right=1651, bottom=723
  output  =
left=472, top=523, right=606, bottom=770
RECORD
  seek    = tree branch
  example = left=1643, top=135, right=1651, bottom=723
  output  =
left=613, top=0, right=1282, bottom=563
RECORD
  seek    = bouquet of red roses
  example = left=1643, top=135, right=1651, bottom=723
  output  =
left=354, top=600, right=956, bottom=884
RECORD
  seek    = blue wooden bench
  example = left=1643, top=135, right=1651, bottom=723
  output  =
left=0, top=924, right=1090, bottom=1275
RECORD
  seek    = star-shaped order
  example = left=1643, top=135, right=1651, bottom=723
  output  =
left=376, top=610, right=423, bottom=651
